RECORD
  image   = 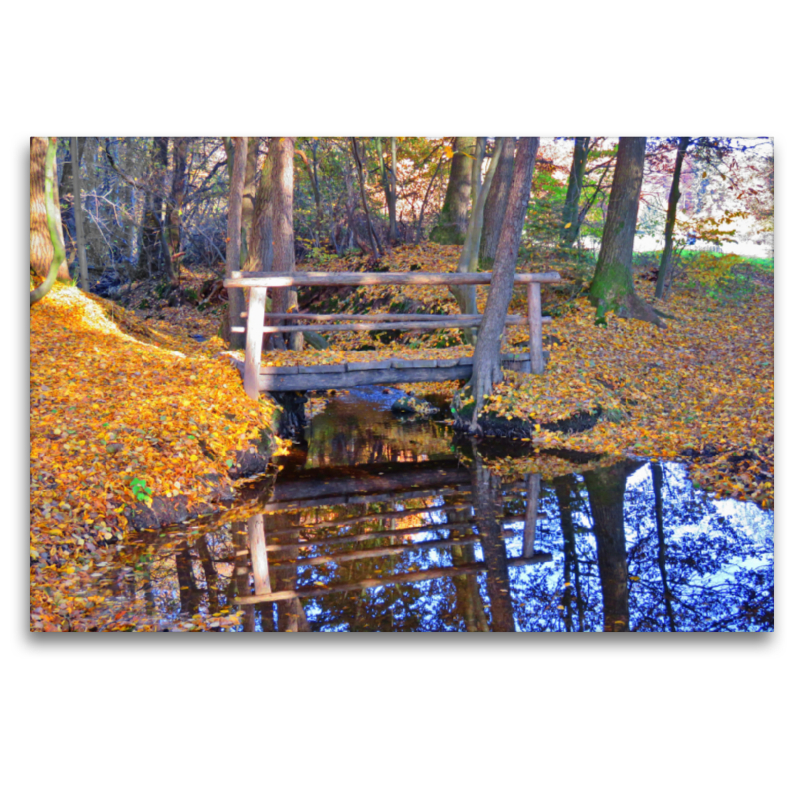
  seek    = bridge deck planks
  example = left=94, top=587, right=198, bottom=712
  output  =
left=228, top=352, right=532, bottom=392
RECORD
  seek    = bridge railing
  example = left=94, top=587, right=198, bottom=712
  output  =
left=223, top=270, right=561, bottom=399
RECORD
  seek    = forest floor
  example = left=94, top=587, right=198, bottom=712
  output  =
left=29, top=243, right=773, bottom=630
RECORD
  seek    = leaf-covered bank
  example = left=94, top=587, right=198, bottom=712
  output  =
left=30, top=285, right=287, bottom=629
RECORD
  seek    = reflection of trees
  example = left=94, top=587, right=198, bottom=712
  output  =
left=89, top=441, right=772, bottom=633
left=650, top=462, right=676, bottom=631
left=512, top=460, right=773, bottom=632
left=307, top=399, right=452, bottom=468
left=469, top=447, right=515, bottom=632
left=584, top=459, right=641, bottom=632
left=266, top=512, right=311, bottom=632
left=449, top=503, right=489, bottom=632
left=553, top=475, right=585, bottom=631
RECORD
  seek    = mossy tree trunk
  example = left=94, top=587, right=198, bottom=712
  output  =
left=429, top=136, right=475, bottom=245
left=655, top=136, right=691, bottom=300
left=30, top=137, right=70, bottom=283
left=465, top=137, right=539, bottom=429
left=560, top=136, right=591, bottom=247
left=588, top=137, right=664, bottom=327
left=479, top=136, right=516, bottom=268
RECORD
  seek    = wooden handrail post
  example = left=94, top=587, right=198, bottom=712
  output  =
left=243, top=287, right=267, bottom=400
left=527, top=282, right=544, bottom=375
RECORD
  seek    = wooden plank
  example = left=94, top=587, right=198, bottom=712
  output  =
left=225, top=270, right=561, bottom=289
left=243, top=287, right=267, bottom=400
left=235, top=554, right=553, bottom=605
left=298, top=363, right=345, bottom=374
left=255, top=319, right=536, bottom=334
left=234, top=318, right=549, bottom=335
left=260, top=365, right=299, bottom=375
left=346, top=360, right=394, bottom=371
left=246, top=312, right=527, bottom=324
left=258, top=364, right=474, bottom=391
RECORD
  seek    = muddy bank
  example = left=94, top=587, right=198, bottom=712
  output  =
left=451, top=400, right=603, bottom=439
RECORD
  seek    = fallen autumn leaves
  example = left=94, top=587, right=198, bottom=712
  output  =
left=30, top=284, right=286, bottom=630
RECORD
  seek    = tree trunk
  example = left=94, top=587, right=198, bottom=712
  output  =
left=588, top=137, right=664, bottom=327
left=270, top=136, right=303, bottom=351
left=163, top=136, right=188, bottom=284
left=452, top=137, right=504, bottom=342
left=415, top=155, right=444, bottom=244
left=58, top=136, right=85, bottom=201
left=30, top=137, right=70, bottom=282
left=240, top=137, right=259, bottom=263
left=389, top=136, right=398, bottom=243
left=226, top=137, right=248, bottom=350
left=560, top=136, right=591, bottom=247
left=136, top=138, right=165, bottom=279
left=351, top=137, right=382, bottom=262
left=377, top=137, right=399, bottom=245
left=464, top=137, right=539, bottom=428
left=429, top=136, right=475, bottom=244
left=296, top=142, right=323, bottom=247
left=69, top=137, right=89, bottom=291
left=655, top=137, right=690, bottom=300
left=479, top=136, right=516, bottom=268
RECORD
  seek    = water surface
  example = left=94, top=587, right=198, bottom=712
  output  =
left=81, top=387, right=774, bottom=632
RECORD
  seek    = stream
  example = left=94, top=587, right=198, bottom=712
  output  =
left=78, top=387, right=774, bottom=632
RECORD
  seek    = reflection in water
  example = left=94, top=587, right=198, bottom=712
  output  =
left=79, top=388, right=774, bottom=632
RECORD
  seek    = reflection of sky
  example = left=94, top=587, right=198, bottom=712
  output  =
left=90, top=428, right=772, bottom=631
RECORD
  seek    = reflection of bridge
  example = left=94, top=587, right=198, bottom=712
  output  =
left=222, top=270, right=560, bottom=398
left=233, top=457, right=550, bottom=613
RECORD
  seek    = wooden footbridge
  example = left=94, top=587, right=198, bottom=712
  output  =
left=223, top=269, right=560, bottom=399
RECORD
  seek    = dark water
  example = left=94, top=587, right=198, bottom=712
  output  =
left=88, top=387, right=774, bottom=632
